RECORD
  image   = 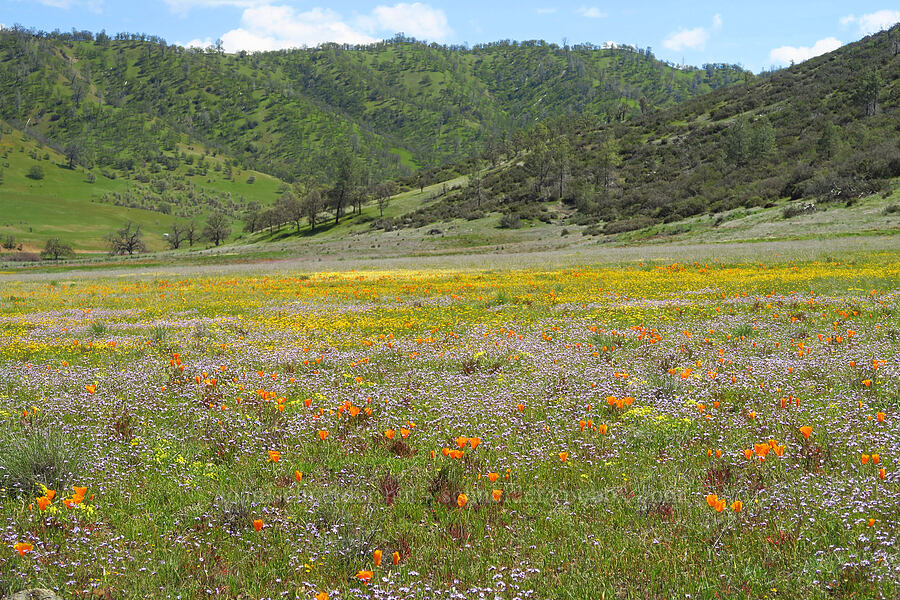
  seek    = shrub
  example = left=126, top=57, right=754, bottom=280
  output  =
left=498, top=213, right=522, bottom=229
left=0, top=429, right=80, bottom=497
left=26, top=165, right=45, bottom=180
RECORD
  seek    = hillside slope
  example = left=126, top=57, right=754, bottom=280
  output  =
left=402, top=24, right=900, bottom=234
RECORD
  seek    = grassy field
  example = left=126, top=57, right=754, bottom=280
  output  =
left=1, top=255, right=899, bottom=599
left=0, top=129, right=283, bottom=253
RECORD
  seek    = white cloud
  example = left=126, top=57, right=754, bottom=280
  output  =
left=841, top=10, right=900, bottom=35
left=207, top=3, right=451, bottom=53
left=769, top=36, right=841, bottom=65
left=663, top=27, right=709, bottom=51
left=575, top=6, right=606, bottom=19
left=662, top=14, right=721, bottom=51
left=369, top=3, right=451, bottom=41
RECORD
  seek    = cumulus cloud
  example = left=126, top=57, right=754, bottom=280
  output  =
left=840, top=10, right=900, bottom=35
left=769, top=37, right=841, bottom=65
left=368, top=3, right=451, bottom=40
left=197, top=3, right=451, bottom=52
left=663, top=27, right=709, bottom=51
left=662, top=14, right=721, bottom=51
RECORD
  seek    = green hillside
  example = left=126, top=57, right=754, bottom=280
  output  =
left=402, top=24, right=900, bottom=235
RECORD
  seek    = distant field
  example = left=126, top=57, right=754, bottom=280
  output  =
left=1, top=259, right=898, bottom=599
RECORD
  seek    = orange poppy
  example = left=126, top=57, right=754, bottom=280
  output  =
left=294, top=471, right=303, bottom=482
left=754, top=443, right=771, bottom=457
left=253, top=519, right=263, bottom=531
left=15, top=542, right=33, bottom=556
left=488, top=472, right=499, bottom=483
left=861, top=454, right=870, bottom=465
left=469, top=437, right=481, bottom=449
left=706, top=494, right=718, bottom=508
left=799, top=426, right=812, bottom=440
left=392, top=551, right=400, bottom=565
left=868, top=518, right=875, bottom=527
left=559, top=452, right=569, bottom=462
left=743, top=448, right=753, bottom=460
left=517, top=403, right=525, bottom=412
left=400, top=427, right=411, bottom=438
left=731, top=500, right=743, bottom=512
left=44, top=489, right=56, bottom=501
left=36, top=496, right=51, bottom=511
left=877, top=412, right=885, bottom=422
left=318, top=430, right=329, bottom=441
left=268, top=450, right=281, bottom=463
left=374, top=549, right=382, bottom=566
left=879, top=468, right=886, bottom=480
left=315, top=593, right=329, bottom=600
left=456, top=436, right=468, bottom=449
left=872, top=454, right=880, bottom=465
left=457, top=493, right=468, bottom=508
left=492, top=489, right=503, bottom=502
left=356, top=570, right=374, bottom=583
left=85, top=384, right=96, bottom=394
left=385, top=429, right=396, bottom=440
left=579, top=420, right=587, bottom=432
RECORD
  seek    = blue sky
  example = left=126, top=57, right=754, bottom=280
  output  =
left=1, top=0, right=898, bottom=72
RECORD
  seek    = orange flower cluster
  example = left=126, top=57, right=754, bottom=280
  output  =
left=706, top=494, right=742, bottom=513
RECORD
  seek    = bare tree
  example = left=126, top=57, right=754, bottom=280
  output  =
left=375, top=182, right=396, bottom=217
left=167, top=222, right=184, bottom=249
left=107, top=222, right=146, bottom=256
left=278, top=191, right=304, bottom=232
left=184, top=220, right=198, bottom=247
left=303, top=189, right=323, bottom=231
left=41, top=238, right=74, bottom=261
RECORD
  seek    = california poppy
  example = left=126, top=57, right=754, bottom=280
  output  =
left=743, top=448, right=753, bottom=460
left=597, top=424, right=608, bottom=435
left=731, top=500, right=743, bottom=512
left=861, top=454, right=870, bottom=465
left=488, top=472, right=499, bottom=483
left=253, top=519, right=263, bottom=531
left=799, top=426, right=812, bottom=440
left=456, top=436, right=468, bottom=449
left=356, top=570, right=374, bottom=583
left=85, top=384, right=96, bottom=394
left=318, top=430, right=329, bottom=440
left=14, top=542, right=33, bottom=556
left=36, top=496, right=51, bottom=511
left=706, top=494, right=718, bottom=508
left=877, top=412, right=885, bottom=422
left=559, top=452, right=569, bottom=462
left=469, top=437, right=481, bottom=449
left=294, top=471, right=303, bottom=482
left=457, top=493, right=468, bottom=508
left=315, top=593, right=329, bottom=600
left=879, top=468, right=886, bottom=480
left=385, top=429, right=396, bottom=440
left=872, top=454, right=880, bottom=465
left=268, top=450, right=281, bottom=463
left=517, top=403, right=525, bottom=412
left=400, top=427, right=411, bottom=438
left=392, top=550, right=400, bottom=565
left=492, top=489, right=503, bottom=502
left=374, top=549, right=382, bottom=566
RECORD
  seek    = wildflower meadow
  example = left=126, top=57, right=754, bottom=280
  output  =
left=1, top=258, right=898, bottom=599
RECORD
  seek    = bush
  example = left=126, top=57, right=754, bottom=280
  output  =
left=0, top=429, right=80, bottom=497
left=26, top=165, right=45, bottom=180
left=498, top=213, right=522, bottom=229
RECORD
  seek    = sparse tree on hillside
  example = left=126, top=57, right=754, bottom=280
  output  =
left=855, top=70, right=882, bottom=117
left=203, top=212, right=231, bottom=246
left=184, top=220, right=198, bottom=247
left=303, top=189, right=323, bottom=231
left=167, top=222, right=184, bottom=249
left=41, top=238, right=74, bottom=261
left=2, top=235, right=16, bottom=250
left=328, top=149, right=359, bottom=225
left=375, top=182, right=396, bottom=217
left=594, top=132, right=621, bottom=201
left=64, top=138, right=86, bottom=169
left=278, top=191, right=304, bottom=232
left=107, top=222, right=146, bottom=256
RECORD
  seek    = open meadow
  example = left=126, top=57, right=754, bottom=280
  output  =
left=1, top=255, right=899, bottom=599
